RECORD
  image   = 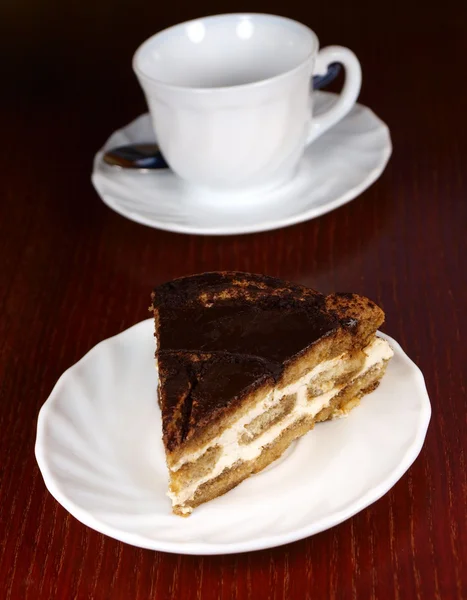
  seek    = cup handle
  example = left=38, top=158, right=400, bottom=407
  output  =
left=307, top=46, right=362, bottom=145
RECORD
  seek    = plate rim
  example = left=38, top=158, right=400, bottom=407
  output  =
left=35, top=320, right=431, bottom=555
left=91, top=93, right=393, bottom=236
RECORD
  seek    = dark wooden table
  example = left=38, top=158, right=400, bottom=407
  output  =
left=2, top=0, right=466, bottom=598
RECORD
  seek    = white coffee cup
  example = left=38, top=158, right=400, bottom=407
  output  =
left=133, top=14, right=361, bottom=192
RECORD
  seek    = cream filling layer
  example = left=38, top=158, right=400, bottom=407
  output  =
left=170, top=337, right=393, bottom=509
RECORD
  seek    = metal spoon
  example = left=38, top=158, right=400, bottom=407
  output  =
left=102, top=64, right=341, bottom=171
left=103, top=143, right=168, bottom=170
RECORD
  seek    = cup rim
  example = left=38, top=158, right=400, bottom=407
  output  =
left=132, top=13, right=319, bottom=94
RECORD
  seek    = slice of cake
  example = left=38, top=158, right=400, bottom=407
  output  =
left=151, top=272, right=393, bottom=516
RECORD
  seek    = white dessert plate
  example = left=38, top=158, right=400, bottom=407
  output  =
left=35, top=319, right=430, bottom=555
left=91, top=92, right=392, bottom=235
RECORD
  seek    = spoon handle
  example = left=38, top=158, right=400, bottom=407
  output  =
left=312, top=62, right=341, bottom=90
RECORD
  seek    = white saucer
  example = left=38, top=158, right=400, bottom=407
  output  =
left=91, top=92, right=392, bottom=235
left=36, top=319, right=430, bottom=555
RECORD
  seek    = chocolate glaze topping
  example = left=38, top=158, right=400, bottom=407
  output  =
left=153, top=272, right=339, bottom=363
left=152, top=272, right=344, bottom=451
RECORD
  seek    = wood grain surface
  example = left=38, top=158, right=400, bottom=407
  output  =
left=1, top=0, right=466, bottom=598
